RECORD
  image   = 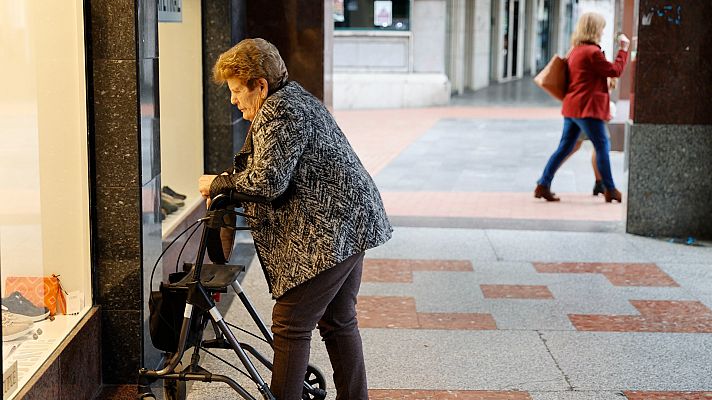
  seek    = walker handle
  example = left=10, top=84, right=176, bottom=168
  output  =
left=229, top=190, right=269, bottom=205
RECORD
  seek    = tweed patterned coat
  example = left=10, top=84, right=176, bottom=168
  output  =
left=210, top=81, right=392, bottom=298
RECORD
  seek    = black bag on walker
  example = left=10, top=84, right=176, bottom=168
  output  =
left=148, top=273, right=203, bottom=353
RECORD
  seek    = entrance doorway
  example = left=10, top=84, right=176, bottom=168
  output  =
left=493, top=0, right=526, bottom=81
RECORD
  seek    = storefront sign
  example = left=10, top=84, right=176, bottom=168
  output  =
left=158, top=0, right=182, bottom=22
left=374, top=1, right=393, bottom=27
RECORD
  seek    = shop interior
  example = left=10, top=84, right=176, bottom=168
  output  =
left=1, top=2, right=92, bottom=398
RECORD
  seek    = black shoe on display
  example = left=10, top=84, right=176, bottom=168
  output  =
left=161, top=194, right=179, bottom=213
left=162, top=186, right=187, bottom=200
left=2, top=292, right=50, bottom=322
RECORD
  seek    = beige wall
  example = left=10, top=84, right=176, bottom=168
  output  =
left=0, top=1, right=91, bottom=304
left=159, top=0, right=204, bottom=215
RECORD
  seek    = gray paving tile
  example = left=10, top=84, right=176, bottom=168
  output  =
left=656, top=263, right=712, bottom=295
left=484, top=230, right=648, bottom=263
left=373, top=118, right=627, bottom=194
left=487, top=302, right=575, bottom=331
left=625, top=235, right=712, bottom=264
left=363, top=329, right=568, bottom=391
left=366, top=227, right=498, bottom=262
left=542, top=331, right=712, bottom=391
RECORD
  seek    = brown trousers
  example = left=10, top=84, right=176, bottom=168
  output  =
left=270, top=252, right=367, bottom=400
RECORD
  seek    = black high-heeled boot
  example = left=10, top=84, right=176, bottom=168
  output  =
left=592, top=180, right=605, bottom=196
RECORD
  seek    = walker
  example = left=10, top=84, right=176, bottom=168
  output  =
left=137, top=193, right=327, bottom=400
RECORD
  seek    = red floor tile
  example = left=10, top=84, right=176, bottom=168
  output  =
left=480, top=284, right=554, bottom=299
left=418, top=312, right=497, bottom=330
left=570, top=300, right=712, bottom=333
left=368, top=389, right=532, bottom=399
left=380, top=192, right=623, bottom=222
left=533, top=262, right=678, bottom=287
left=357, top=296, right=497, bottom=330
left=363, top=259, right=474, bottom=283
left=624, top=392, right=712, bottom=400
left=357, top=296, right=419, bottom=329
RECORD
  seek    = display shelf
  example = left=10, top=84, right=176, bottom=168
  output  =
left=161, top=195, right=205, bottom=240
left=2, top=310, right=89, bottom=400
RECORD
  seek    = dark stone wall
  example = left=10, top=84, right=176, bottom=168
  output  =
left=245, top=0, right=327, bottom=101
left=202, top=0, right=332, bottom=173
left=202, top=0, right=247, bottom=174
left=88, top=0, right=162, bottom=383
left=626, top=0, right=712, bottom=239
left=15, top=308, right=102, bottom=400
left=633, top=0, right=712, bottom=124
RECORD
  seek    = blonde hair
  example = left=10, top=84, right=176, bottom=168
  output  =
left=570, top=12, right=606, bottom=47
left=213, top=38, right=288, bottom=90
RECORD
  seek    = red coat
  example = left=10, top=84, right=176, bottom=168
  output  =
left=562, top=44, right=628, bottom=120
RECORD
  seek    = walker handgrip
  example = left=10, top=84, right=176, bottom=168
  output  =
left=229, top=190, right=269, bottom=204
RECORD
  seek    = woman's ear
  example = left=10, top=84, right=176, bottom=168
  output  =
left=258, top=78, right=269, bottom=99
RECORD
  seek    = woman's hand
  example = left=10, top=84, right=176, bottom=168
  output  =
left=618, top=34, right=630, bottom=51
left=199, top=175, right=217, bottom=198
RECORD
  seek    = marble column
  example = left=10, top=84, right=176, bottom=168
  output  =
left=202, top=0, right=249, bottom=174
left=626, top=0, right=712, bottom=238
left=89, top=0, right=162, bottom=383
left=245, top=0, right=332, bottom=104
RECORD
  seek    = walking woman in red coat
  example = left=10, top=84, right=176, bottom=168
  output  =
left=534, top=12, right=630, bottom=203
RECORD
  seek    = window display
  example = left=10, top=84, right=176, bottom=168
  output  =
left=335, top=0, right=411, bottom=30
left=158, top=0, right=206, bottom=233
left=1, top=2, right=92, bottom=399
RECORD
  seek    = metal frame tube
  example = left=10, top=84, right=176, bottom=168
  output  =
left=232, top=281, right=274, bottom=345
left=210, top=306, right=275, bottom=399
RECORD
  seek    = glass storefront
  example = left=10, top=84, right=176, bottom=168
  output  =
left=0, top=2, right=92, bottom=398
left=158, top=0, right=205, bottom=240
left=334, top=0, right=411, bottom=30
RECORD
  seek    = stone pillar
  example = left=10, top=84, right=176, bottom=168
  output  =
left=626, top=0, right=712, bottom=239
left=89, top=0, right=162, bottom=383
left=202, top=0, right=249, bottom=174
left=245, top=0, right=329, bottom=102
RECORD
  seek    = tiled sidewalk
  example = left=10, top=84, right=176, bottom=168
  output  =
left=335, top=107, right=625, bottom=225
left=186, top=227, right=712, bottom=400
left=184, top=95, right=710, bottom=399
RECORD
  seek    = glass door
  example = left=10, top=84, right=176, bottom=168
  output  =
left=498, top=0, right=525, bottom=80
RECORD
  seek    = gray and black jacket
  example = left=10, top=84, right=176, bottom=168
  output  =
left=210, top=81, right=392, bottom=298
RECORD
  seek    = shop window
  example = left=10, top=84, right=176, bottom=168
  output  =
left=158, top=0, right=206, bottom=236
left=1, top=2, right=92, bottom=398
left=334, top=0, right=411, bottom=30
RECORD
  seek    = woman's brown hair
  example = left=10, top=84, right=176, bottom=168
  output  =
left=213, top=38, right=288, bottom=90
left=570, top=12, right=606, bottom=47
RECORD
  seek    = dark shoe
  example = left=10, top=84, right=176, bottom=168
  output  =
left=534, top=184, right=560, bottom=202
left=604, top=188, right=622, bottom=203
left=162, top=186, right=187, bottom=200
left=592, top=180, right=605, bottom=196
left=161, top=193, right=180, bottom=213
left=2, top=292, right=50, bottom=322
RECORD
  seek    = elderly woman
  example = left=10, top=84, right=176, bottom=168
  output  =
left=199, top=38, right=392, bottom=400
left=534, top=12, right=630, bottom=203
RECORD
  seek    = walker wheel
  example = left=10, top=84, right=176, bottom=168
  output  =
left=32, top=333, right=38, bottom=340
left=36, top=328, right=43, bottom=335
left=302, top=364, right=327, bottom=400
left=49, top=315, right=55, bottom=321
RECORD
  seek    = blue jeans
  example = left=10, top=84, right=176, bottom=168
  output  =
left=537, top=117, right=616, bottom=190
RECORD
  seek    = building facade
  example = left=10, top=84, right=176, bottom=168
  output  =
left=333, top=0, right=624, bottom=108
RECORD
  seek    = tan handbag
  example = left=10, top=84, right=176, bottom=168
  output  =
left=533, top=54, right=568, bottom=101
